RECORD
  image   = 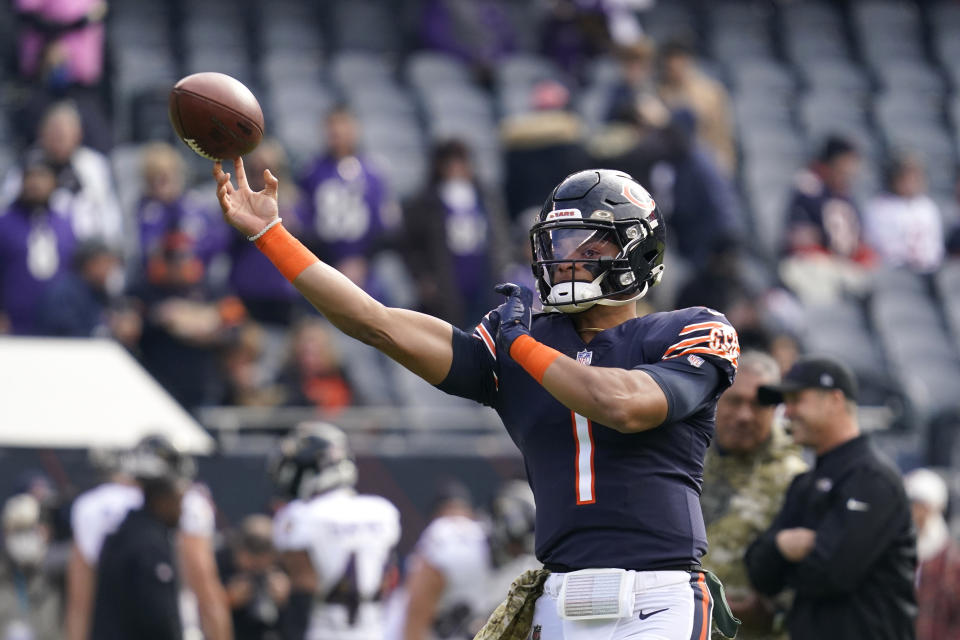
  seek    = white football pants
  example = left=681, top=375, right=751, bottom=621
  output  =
left=528, top=570, right=713, bottom=640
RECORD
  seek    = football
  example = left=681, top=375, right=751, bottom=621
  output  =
left=168, top=72, right=264, bottom=161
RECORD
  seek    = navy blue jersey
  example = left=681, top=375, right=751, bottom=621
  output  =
left=438, top=306, right=738, bottom=571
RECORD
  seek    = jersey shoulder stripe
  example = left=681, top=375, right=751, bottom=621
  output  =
left=662, top=318, right=739, bottom=368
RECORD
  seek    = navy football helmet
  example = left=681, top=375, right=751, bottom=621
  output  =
left=531, top=169, right=666, bottom=312
left=270, top=422, right=358, bottom=501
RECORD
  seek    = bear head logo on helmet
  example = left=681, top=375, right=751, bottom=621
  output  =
left=530, top=169, right=666, bottom=313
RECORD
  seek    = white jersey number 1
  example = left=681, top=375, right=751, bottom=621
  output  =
left=572, top=412, right=595, bottom=505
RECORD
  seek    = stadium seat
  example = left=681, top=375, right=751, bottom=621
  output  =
left=259, top=50, right=324, bottom=86
left=330, top=52, right=396, bottom=89
left=494, top=54, right=564, bottom=90
left=405, top=52, right=473, bottom=90
left=260, top=20, right=324, bottom=53
left=799, top=92, right=870, bottom=137
left=420, top=85, right=494, bottom=122
left=852, top=1, right=922, bottom=36
left=182, top=16, right=248, bottom=53
left=639, top=3, right=696, bottom=43
left=799, top=60, right=871, bottom=96
left=784, top=27, right=850, bottom=65
left=733, top=94, right=794, bottom=130
left=871, top=266, right=931, bottom=298
left=330, top=0, right=399, bottom=53
left=710, top=26, right=773, bottom=63
left=727, top=60, right=796, bottom=97
left=346, top=83, right=419, bottom=120
left=874, top=61, right=946, bottom=96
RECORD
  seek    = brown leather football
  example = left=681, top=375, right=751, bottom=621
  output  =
left=169, top=72, right=264, bottom=160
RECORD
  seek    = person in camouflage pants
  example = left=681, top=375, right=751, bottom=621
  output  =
left=701, top=351, right=808, bottom=639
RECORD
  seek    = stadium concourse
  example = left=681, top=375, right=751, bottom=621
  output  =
left=1, top=0, right=960, bottom=636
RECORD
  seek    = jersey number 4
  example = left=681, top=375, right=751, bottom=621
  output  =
left=572, top=412, right=595, bottom=505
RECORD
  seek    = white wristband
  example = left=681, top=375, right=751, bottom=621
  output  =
left=247, top=217, right=282, bottom=242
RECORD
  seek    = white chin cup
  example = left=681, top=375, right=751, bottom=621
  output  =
left=546, top=280, right=602, bottom=311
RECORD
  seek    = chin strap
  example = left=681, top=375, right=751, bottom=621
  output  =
left=543, top=280, right=651, bottom=314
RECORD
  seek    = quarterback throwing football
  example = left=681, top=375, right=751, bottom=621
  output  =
left=215, top=162, right=740, bottom=640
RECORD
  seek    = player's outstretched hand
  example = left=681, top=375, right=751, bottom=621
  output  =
left=493, top=283, right=533, bottom=355
left=214, top=158, right=280, bottom=238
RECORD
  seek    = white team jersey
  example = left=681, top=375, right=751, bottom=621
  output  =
left=273, top=488, right=401, bottom=640
left=383, top=515, right=491, bottom=640
left=71, top=481, right=215, bottom=565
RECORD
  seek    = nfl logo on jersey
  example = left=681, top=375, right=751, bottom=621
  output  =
left=576, top=350, right=593, bottom=366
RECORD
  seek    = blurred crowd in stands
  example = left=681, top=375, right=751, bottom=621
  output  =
left=3, top=0, right=960, bottom=428
left=2, top=0, right=960, bottom=635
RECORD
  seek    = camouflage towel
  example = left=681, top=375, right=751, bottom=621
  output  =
left=703, top=569, right=742, bottom=639
left=474, top=568, right=551, bottom=640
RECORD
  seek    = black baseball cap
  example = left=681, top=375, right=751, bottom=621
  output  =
left=757, top=356, right=858, bottom=405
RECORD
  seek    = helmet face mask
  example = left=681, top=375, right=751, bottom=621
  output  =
left=270, top=422, right=358, bottom=501
left=530, top=170, right=666, bottom=313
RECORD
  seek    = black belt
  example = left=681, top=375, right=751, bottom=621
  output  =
left=543, top=563, right=701, bottom=573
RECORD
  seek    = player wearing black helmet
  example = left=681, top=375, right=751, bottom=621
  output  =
left=216, top=162, right=740, bottom=639
left=530, top=169, right=666, bottom=312
left=67, top=436, right=229, bottom=640
left=270, top=423, right=400, bottom=640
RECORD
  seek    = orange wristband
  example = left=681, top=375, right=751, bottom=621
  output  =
left=254, top=223, right=319, bottom=282
left=510, top=334, right=562, bottom=384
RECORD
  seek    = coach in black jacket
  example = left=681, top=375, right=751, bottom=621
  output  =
left=745, top=357, right=916, bottom=640
left=91, top=436, right=195, bottom=640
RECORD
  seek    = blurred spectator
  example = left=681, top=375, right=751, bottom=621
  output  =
left=701, top=351, right=807, bottom=639
left=780, top=135, right=876, bottom=303
left=12, top=0, right=112, bottom=152
left=404, top=139, right=511, bottom=328
left=675, top=244, right=756, bottom=322
left=277, top=319, right=353, bottom=411
left=67, top=437, right=229, bottom=640
left=1, top=102, right=123, bottom=248
left=614, top=108, right=744, bottom=269
left=298, top=107, right=401, bottom=301
left=0, top=494, right=60, bottom=640
left=605, top=39, right=657, bottom=124
left=501, top=80, right=591, bottom=221
left=217, top=515, right=290, bottom=640
left=746, top=356, right=916, bottom=640
left=91, top=436, right=194, bottom=640
left=420, top=0, right=516, bottom=83
left=133, top=229, right=246, bottom=410
left=138, top=142, right=230, bottom=269
left=0, top=151, right=77, bottom=335
left=221, top=322, right=284, bottom=407
left=864, top=152, right=945, bottom=274
left=904, top=469, right=960, bottom=640
left=657, top=38, right=736, bottom=176
left=228, top=139, right=301, bottom=329
left=35, top=239, right=141, bottom=346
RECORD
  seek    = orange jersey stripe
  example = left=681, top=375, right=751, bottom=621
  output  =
left=678, top=321, right=729, bottom=336
left=475, top=323, right=496, bottom=359
left=663, top=335, right=711, bottom=357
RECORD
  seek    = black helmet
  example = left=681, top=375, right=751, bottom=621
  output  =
left=121, top=434, right=195, bottom=483
left=489, top=481, right=536, bottom=565
left=270, top=422, right=357, bottom=501
left=531, top=169, right=666, bottom=312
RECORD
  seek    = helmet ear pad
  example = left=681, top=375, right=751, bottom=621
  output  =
left=623, top=220, right=665, bottom=289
